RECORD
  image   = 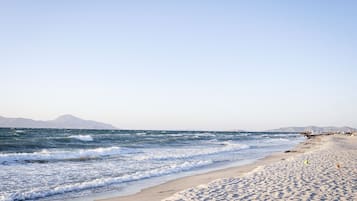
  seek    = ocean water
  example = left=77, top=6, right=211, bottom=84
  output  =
left=0, top=128, right=304, bottom=201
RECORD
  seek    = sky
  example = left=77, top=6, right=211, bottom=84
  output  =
left=1, top=1, right=357, bottom=131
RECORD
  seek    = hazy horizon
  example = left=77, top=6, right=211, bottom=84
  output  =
left=1, top=1, right=357, bottom=130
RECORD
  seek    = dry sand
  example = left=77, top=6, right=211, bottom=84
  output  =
left=99, top=135, right=357, bottom=201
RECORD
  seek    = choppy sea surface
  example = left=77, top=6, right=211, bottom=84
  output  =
left=0, top=128, right=304, bottom=201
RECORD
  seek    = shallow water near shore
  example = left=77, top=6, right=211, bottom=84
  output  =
left=0, top=128, right=303, bottom=201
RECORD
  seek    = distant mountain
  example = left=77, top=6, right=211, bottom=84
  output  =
left=0, top=115, right=116, bottom=130
left=265, top=126, right=357, bottom=133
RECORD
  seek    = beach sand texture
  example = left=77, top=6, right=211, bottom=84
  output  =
left=164, top=135, right=357, bottom=201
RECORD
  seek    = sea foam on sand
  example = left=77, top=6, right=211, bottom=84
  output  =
left=163, top=135, right=357, bottom=201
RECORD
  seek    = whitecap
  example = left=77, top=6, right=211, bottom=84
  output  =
left=0, top=146, right=128, bottom=164
left=68, top=135, right=93, bottom=141
left=134, top=142, right=250, bottom=161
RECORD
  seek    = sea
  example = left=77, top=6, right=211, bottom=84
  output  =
left=0, top=128, right=304, bottom=201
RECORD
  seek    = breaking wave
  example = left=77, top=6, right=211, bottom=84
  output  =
left=0, top=147, right=125, bottom=164
left=68, top=135, right=93, bottom=141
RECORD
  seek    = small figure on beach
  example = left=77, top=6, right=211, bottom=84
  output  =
left=304, top=159, right=309, bottom=165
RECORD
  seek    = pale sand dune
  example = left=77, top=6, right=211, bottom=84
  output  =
left=164, top=135, right=357, bottom=201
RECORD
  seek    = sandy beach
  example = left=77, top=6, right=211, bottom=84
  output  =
left=99, top=134, right=357, bottom=201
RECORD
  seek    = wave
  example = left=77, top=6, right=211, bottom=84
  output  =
left=134, top=142, right=250, bottom=161
left=1, top=160, right=212, bottom=201
left=251, top=138, right=297, bottom=148
left=0, top=147, right=127, bottom=165
left=0, top=141, right=250, bottom=165
left=167, top=134, right=185, bottom=137
left=260, top=133, right=301, bottom=138
left=190, top=132, right=216, bottom=137
left=263, top=138, right=292, bottom=143
left=197, top=132, right=216, bottom=136
left=68, top=135, right=93, bottom=141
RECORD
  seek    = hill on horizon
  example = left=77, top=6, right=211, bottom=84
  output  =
left=0, top=114, right=116, bottom=130
left=1, top=116, right=356, bottom=132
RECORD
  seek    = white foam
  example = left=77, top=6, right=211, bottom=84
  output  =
left=134, top=142, right=250, bottom=161
left=68, top=135, right=93, bottom=141
left=193, top=132, right=216, bottom=137
left=261, top=133, right=299, bottom=137
left=0, top=147, right=125, bottom=164
left=264, top=138, right=291, bottom=143
left=1, top=160, right=212, bottom=201
left=168, top=134, right=185, bottom=137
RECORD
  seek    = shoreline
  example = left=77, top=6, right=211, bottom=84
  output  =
left=98, top=135, right=322, bottom=201
left=164, top=134, right=357, bottom=200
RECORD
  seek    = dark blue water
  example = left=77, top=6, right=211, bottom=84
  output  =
left=0, top=128, right=303, bottom=201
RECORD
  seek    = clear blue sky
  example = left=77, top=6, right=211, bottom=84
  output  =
left=1, top=1, right=356, bottom=130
